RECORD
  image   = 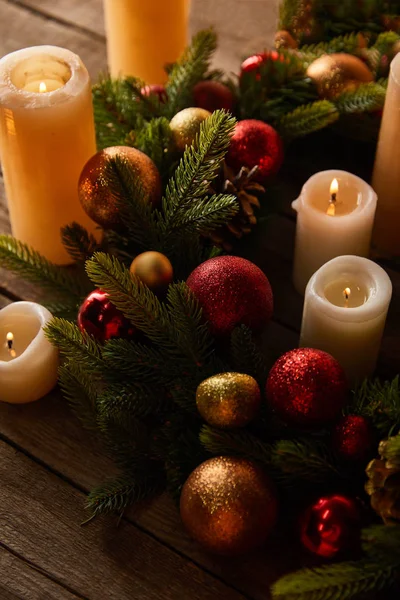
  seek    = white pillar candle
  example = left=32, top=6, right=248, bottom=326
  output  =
left=104, top=0, right=189, bottom=83
left=372, top=52, right=400, bottom=257
left=300, top=256, right=392, bottom=386
left=0, top=46, right=98, bottom=265
left=292, top=170, right=377, bottom=295
left=0, top=302, right=58, bottom=404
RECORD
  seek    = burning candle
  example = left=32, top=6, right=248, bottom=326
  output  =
left=299, top=256, right=392, bottom=385
left=0, top=302, right=59, bottom=403
left=292, top=170, right=378, bottom=294
left=0, top=46, right=98, bottom=265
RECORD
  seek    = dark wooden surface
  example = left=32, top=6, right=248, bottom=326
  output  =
left=0, top=2, right=399, bottom=599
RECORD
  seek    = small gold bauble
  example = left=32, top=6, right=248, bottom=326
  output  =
left=130, top=251, right=173, bottom=293
left=306, top=53, right=373, bottom=99
left=78, top=146, right=162, bottom=229
left=180, top=456, right=278, bottom=556
left=170, top=107, right=212, bottom=152
left=274, top=30, right=298, bottom=50
left=196, top=372, right=261, bottom=429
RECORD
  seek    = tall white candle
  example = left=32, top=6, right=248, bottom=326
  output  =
left=0, top=46, right=98, bottom=265
left=0, top=302, right=58, bottom=404
left=300, top=256, right=392, bottom=385
left=372, top=52, right=400, bottom=257
left=292, top=170, right=377, bottom=295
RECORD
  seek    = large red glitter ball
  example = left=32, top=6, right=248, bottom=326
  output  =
left=193, top=80, right=234, bottom=113
left=140, top=84, right=168, bottom=103
left=77, top=289, right=135, bottom=343
left=300, top=494, right=361, bottom=558
left=332, top=415, right=374, bottom=461
left=240, top=52, right=283, bottom=80
left=266, top=348, right=348, bottom=427
left=186, top=256, right=273, bottom=337
left=226, top=120, right=284, bottom=183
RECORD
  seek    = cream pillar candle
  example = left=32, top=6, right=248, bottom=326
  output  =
left=300, top=256, right=392, bottom=385
left=0, top=46, right=98, bottom=265
left=292, top=170, right=377, bottom=295
left=0, top=302, right=58, bottom=403
left=103, top=0, right=189, bottom=83
left=372, top=52, right=400, bottom=257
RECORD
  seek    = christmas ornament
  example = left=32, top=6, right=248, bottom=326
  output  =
left=186, top=256, right=273, bottom=337
left=196, top=372, right=261, bottom=429
left=77, top=289, right=135, bottom=343
left=266, top=348, right=348, bottom=428
left=226, top=120, right=284, bottom=183
left=193, top=80, right=234, bottom=113
left=78, top=146, right=162, bottom=229
left=208, top=164, right=265, bottom=251
left=240, top=51, right=283, bottom=80
left=306, top=53, right=373, bottom=99
left=333, top=415, right=374, bottom=461
left=300, top=494, right=361, bottom=558
left=130, top=251, right=173, bottom=294
left=180, top=456, right=277, bottom=555
left=366, top=436, right=400, bottom=524
left=140, top=84, right=167, bottom=103
left=274, top=30, right=298, bottom=50
left=170, top=107, right=211, bottom=152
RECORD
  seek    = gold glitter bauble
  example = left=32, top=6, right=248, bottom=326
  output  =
left=78, top=146, right=162, bottom=229
left=130, top=251, right=173, bottom=294
left=196, top=372, right=261, bottom=429
left=180, top=457, right=278, bottom=556
left=274, top=30, right=298, bottom=50
left=170, top=107, right=212, bottom=152
left=306, top=53, right=373, bottom=99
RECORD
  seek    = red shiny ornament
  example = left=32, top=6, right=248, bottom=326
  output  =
left=333, top=415, right=374, bottom=461
left=266, top=348, right=348, bottom=428
left=140, top=84, right=168, bottom=103
left=226, top=120, right=284, bottom=183
left=77, top=289, right=135, bottom=343
left=240, top=52, right=283, bottom=80
left=300, top=494, right=361, bottom=558
left=193, top=80, right=234, bottom=113
left=186, top=256, right=273, bottom=337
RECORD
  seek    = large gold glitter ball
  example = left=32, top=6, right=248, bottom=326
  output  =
left=130, top=251, right=173, bottom=294
left=306, top=53, right=373, bottom=99
left=180, top=457, right=278, bottom=556
left=170, top=107, right=211, bottom=152
left=196, top=372, right=261, bottom=429
left=78, top=146, right=162, bottom=229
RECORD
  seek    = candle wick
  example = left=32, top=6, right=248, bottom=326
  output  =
left=7, top=338, right=12, bottom=349
left=330, top=192, right=337, bottom=203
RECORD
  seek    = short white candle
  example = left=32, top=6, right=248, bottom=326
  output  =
left=292, top=170, right=377, bottom=295
left=300, top=256, right=392, bottom=386
left=0, top=302, right=58, bottom=404
left=0, top=46, right=98, bottom=265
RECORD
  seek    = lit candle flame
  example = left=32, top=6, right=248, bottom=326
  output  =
left=343, top=287, right=351, bottom=306
left=6, top=332, right=13, bottom=343
left=5, top=332, right=16, bottom=358
left=327, top=178, right=339, bottom=216
left=39, top=81, right=47, bottom=93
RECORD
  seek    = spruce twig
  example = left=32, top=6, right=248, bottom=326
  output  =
left=44, top=318, right=103, bottom=374
left=58, top=362, right=99, bottom=430
left=61, top=223, right=101, bottom=264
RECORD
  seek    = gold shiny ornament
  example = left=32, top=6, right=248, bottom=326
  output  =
left=130, top=251, right=173, bottom=293
left=170, top=107, right=211, bottom=152
left=274, top=30, right=298, bottom=50
left=78, top=146, right=162, bottom=229
left=196, top=372, right=261, bottom=429
left=180, top=457, right=278, bottom=556
left=307, top=53, right=373, bottom=99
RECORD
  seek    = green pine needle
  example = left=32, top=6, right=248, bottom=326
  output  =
left=334, top=83, right=386, bottom=114
left=272, top=438, right=340, bottom=485
left=231, top=325, right=270, bottom=384
left=61, top=222, right=101, bottom=264
left=44, top=318, right=103, bottom=374
left=278, top=101, right=340, bottom=140
left=58, top=362, right=99, bottom=430
left=131, top=116, right=176, bottom=179
left=200, top=425, right=272, bottom=464
left=351, top=376, right=400, bottom=436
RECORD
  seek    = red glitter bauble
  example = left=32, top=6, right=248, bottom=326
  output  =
left=193, top=80, right=234, bottom=113
left=186, top=256, right=273, bottom=337
left=140, top=84, right=168, bottom=103
left=266, top=348, right=348, bottom=427
left=333, top=415, right=374, bottom=461
left=300, top=494, right=361, bottom=558
left=226, top=120, right=284, bottom=183
left=77, top=289, right=135, bottom=343
left=240, top=52, right=283, bottom=80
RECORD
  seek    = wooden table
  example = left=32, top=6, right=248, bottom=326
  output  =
left=1, top=2, right=399, bottom=599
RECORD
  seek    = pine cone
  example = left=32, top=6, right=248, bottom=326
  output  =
left=365, top=437, right=400, bottom=524
left=209, top=163, right=265, bottom=251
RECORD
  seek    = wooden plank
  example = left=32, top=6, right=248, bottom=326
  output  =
left=0, top=546, right=82, bottom=600
left=0, top=440, right=248, bottom=600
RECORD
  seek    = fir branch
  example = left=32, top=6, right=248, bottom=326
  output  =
left=61, top=222, right=101, bottom=264
left=44, top=318, right=103, bottom=374
left=58, top=362, right=99, bottom=430
left=200, top=425, right=272, bottom=464
left=362, top=523, right=400, bottom=558
left=351, top=377, right=400, bottom=437
left=278, top=101, right=340, bottom=140
left=164, top=193, right=239, bottom=237
left=98, top=412, right=151, bottom=469
left=231, top=325, right=270, bottom=385
left=97, top=383, right=167, bottom=421
left=44, top=301, right=80, bottom=321
left=299, top=33, right=365, bottom=59
left=131, top=116, right=175, bottom=179
left=335, top=83, right=386, bottom=114
left=272, top=438, right=340, bottom=485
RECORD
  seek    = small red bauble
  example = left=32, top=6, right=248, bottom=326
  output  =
left=333, top=415, right=374, bottom=461
left=140, top=84, right=168, bottom=103
left=193, top=80, right=234, bottom=113
left=266, top=348, right=348, bottom=428
left=240, top=52, right=283, bottom=80
left=77, top=289, right=135, bottom=343
left=300, top=494, right=361, bottom=558
left=226, top=120, right=284, bottom=183
left=186, top=256, right=273, bottom=337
